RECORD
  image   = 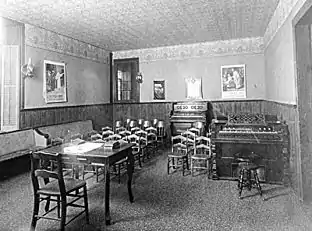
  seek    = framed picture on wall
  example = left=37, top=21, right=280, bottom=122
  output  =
left=185, top=77, right=203, bottom=100
left=153, top=80, right=165, bottom=100
left=43, top=60, right=67, bottom=103
left=221, top=64, right=246, bottom=99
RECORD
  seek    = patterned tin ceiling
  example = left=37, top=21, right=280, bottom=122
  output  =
left=0, top=0, right=280, bottom=51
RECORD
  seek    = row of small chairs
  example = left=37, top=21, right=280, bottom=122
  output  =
left=99, top=121, right=166, bottom=149
left=115, top=119, right=165, bottom=132
left=168, top=129, right=215, bottom=177
left=90, top=126, right=162, bottom=183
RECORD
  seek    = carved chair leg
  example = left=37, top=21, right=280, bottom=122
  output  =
left=96, top=166, right=99, bottom=183
left=254, top=171, right=263, bottom=197
left=238, top=170, right=244, bottom=199
left=249, top=170, right=253, bottom=191
left=191, top=158, right=194, bottom=177
left=31, top=194, right=40, bottom=230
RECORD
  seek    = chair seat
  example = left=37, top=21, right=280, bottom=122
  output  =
left=37, top=178, right=86, bottom=195
left=191, top=154, right=209, bottom=159
left=168, top=153, right=187, bottom=158
left=132, top=150, right=140, bottom=156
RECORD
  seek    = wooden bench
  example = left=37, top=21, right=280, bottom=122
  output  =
left=0, top=120, right=96, bottom=163
left=0, top=128, right=49, bottom=163
left=36, top=120, right=96, bottom=142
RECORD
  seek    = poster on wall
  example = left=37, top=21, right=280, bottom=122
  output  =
left=154, top=80, right=165, bottom=100
left=43, top=60, right=67, bottom=103
left=185, top=77, right=203, bottom=100
left=221, top=64, right=246, bottom=99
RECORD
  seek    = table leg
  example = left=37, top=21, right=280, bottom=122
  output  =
left=105, top=165, right=111, bottom=225
left=99, top=164, right=111, bottom=229
left=127, top=151, right=134, bottom=203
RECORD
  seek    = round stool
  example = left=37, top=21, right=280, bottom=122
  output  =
left=235, top=152, right=263, bottom=199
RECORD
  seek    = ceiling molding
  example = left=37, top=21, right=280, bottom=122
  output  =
left=264, top=0, right=301, bottom=48
left=113, top=37, right=264, bottom=62
left=25, top=24, right=110, bottom=64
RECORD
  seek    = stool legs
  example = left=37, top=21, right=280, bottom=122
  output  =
left=238, top=168, right=263, bottom=199
left=238, top=169, right=244, bottom=199
left=254, top=171, right=263, bottom=198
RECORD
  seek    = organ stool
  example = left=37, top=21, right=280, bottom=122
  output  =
left=234, top=151, right=263, bottom=200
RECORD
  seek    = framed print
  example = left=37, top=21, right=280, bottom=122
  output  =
left=43, top=60, right=67, bottom=103
left=185, top=77, right=203, bottom=100
left=154, top=80, right=165, bottom=100
left=221, top=64, right=246, bottom=99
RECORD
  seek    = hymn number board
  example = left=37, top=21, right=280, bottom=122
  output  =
left=174, top=103, right=207, bottom=112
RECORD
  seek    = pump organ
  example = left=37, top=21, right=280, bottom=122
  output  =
left=169, top=101, right=212, bottom=136
left=210, top=113, right=289, bottom=184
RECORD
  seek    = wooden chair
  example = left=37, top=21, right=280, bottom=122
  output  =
left=102, top=126, right=113, bottom=132
left=115, top=120, right=123, bottom=129
left=116, top=126, right=126, bottom=134
left=146, top=126, right=157, bottom=135
left=75, top=134, right=105, bottom=182
left=119, top=130, right=131, bottom=141
left=102, top=130, right=114, bottom=140
left=85, top=130, right=99, bottom=141
left=90, top=133, right=102, bottom=142
left=168, top=135, right=188, bottom=176
left=109, top=134, right=122, bottom=141
left=143, top=120, right=151, bottom=130
left=128, top=134, right=142, bottom=168
left=124, top=118, right=132, bottom=130
left=137, top=119, right=145, bottom=129
left=147, top=132, right=157, bottom=156
left=195, top=136, right=211, bottom=146
left=109, top=136, right=128, bottom=184
left=51, top=136, right=77, bottom=178
left=129, top=120, right=137, bottom=132
left=152, top=118, right=159, bottom=127
left=135, top=130, right=148, bottom=161
left=130, top=126, right=141, bottom=134
left=30, top=151, right=89, bottom=231
left=189, top=127, right=200, bottom=137
left=191, top=143, right=211, bottom=177
left=156, top=120, right=166, bottom=149
left=193, top=121, right=206, bottom=136
left=181, top=130, right=196, bottom=155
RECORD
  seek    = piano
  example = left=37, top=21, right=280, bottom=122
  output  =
left=210, top=113, right=289, bottom=184
left=169, top=101, right=213, bottom=136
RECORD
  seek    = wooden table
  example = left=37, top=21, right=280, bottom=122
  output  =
left=43, top=142, right=135, bottom=229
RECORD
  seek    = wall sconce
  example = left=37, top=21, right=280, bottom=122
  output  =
left=21, top=57, right=35, bottom=78
left=136, top=72, right=143, bottom=83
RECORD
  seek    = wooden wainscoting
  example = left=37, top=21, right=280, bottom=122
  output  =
left=20, top=103, right=113, bottom=131
left=263, top=100, right=301, bottom=198
left=113, top=100, right=266, bottom=123
left=211, top=100, right=265, bottom=116
left=113, top=102, right=172, bottom=125
left=113, top=100, right=266, bottom=136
